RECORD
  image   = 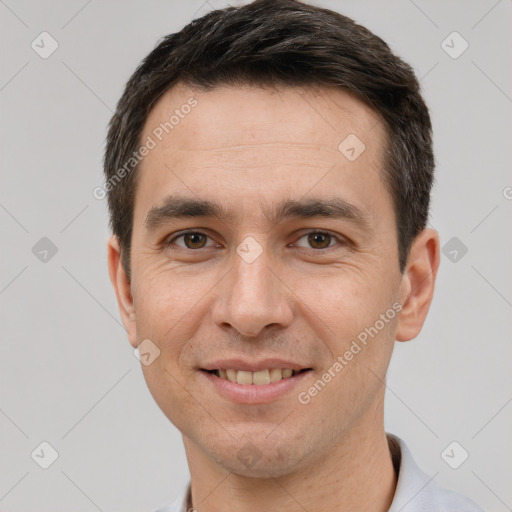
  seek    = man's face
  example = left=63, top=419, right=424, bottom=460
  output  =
left=120, top=84, right=408, bottom=476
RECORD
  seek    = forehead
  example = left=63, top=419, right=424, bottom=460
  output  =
left=134, top=82, right=390, bottom=223
left=141, top=82, right=385, bottom=157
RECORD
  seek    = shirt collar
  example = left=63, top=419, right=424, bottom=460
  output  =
left=387, top=433, right=483, bottom=511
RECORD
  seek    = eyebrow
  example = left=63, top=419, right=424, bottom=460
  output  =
left=144, top=195, right=371, bottom=231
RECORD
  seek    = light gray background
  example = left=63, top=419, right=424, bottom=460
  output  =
left=1, top=0, right=511, bottom=511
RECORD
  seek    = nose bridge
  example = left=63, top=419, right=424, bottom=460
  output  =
left=213, top=238, right=292, bottom=337
left=233, top=248, right=273, bottom=302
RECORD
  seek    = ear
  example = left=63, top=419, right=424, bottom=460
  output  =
left=395, top=228, right=440, bottom=342
left=107, top=235, right=138, bottom=348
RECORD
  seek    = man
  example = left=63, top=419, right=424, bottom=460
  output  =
left=104, top=1, right=484, bottom=510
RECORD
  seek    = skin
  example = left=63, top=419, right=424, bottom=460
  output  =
left=108, top=83, right=440, bottom=512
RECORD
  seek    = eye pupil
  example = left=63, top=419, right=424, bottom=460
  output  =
left=184, top=232, right=207, bottom=249
left=308, top=232, right=330, bottom=249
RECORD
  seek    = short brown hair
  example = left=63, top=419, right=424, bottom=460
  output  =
left=103, top=0, right=434, bottom=278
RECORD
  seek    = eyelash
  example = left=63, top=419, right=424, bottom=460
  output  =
left=165, top=230, right=346, bottom=252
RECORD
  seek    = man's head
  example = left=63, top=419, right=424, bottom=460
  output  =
left=106, top=0, right=439, bottom=480
left=104, top=0, right=434, bottom=279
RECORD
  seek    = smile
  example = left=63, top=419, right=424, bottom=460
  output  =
left=205, top=368, right=310, bottom=385
left=200, top=367, right=313, bottom=404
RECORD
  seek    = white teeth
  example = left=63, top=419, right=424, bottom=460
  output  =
left=237, top=370, right=253, bottom=385
left=215, top=368, right=301, bottom=384
left=253, top=369, right=270, bottom=385
left=226, top=369, right=237, bottom=383
left=269, top=368, right=283, bottom=383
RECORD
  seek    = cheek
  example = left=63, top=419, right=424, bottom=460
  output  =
left=296, top=263, right=399, bottom=376
left=130, top=267, right=205, bottom=377
left=296, top=266, right=387, bottom=332
left=300, top=313, right=396, bottom=432
left=140, top=361, right=199, bottom=433
left=133, top=262, right=206, bottom=327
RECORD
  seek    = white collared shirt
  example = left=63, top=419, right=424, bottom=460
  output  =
left=154, top=433, right=484, bottom=512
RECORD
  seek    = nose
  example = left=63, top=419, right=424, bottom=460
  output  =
left=211, top=244, right=293, bottom=338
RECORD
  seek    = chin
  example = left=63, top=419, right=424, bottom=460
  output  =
left=209, top=437, right=310, bottom=479
left=221, top=455, right=303, bottom=479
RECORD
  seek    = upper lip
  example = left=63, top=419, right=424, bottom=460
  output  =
left=201, top=358, right=312, bottom=372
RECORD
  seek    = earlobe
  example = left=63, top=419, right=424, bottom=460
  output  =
left=107, top=235, right=138, bottom=347
left=395, top=228, right=440, bottom=342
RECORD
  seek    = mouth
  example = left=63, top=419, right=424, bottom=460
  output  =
left=201, top=367, right=312, bottom=385
left=199, top=367, right=313, bottom=404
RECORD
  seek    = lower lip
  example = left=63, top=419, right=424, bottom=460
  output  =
left=200, top=370, right=312, bottom=404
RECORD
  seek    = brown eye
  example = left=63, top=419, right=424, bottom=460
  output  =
left=292, top=230, right=346, bottom=252
left=182, top=232, right=208, bottom=249
left=168, top=231, right=214, bottom=250
left=307, top=232, right=333, bottom=249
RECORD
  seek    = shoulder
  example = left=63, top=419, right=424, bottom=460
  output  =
left=387, top=434, right=485, bottom=512
left=412, top=477, right=486, bottom=512
left=429, top=484, right=486, bottom=511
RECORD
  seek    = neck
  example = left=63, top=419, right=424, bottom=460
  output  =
left=182, top=398, right=397, bottom=512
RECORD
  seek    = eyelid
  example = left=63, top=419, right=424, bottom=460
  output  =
left=292, top=230, right=347, bottom=250
left=166, top=229, right=218, bottom=249
left=165, top=229, right=347, bottom=251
